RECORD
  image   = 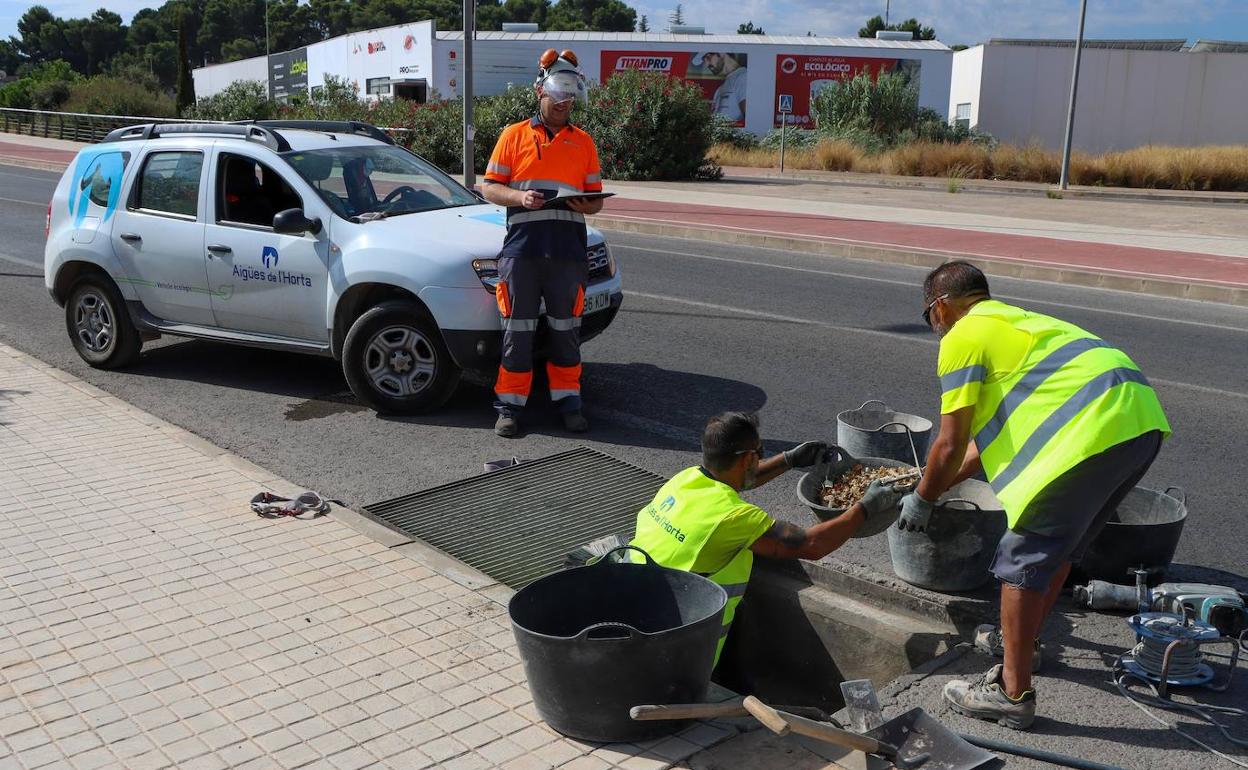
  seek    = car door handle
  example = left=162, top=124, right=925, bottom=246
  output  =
left=119, top=232, right=141, bottom=243
left=207, top=244, right=232, bottom=254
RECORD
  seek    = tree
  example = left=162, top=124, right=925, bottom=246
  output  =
left=176, top=14, right=195, bottom=114
left=82, top=10, right=127, bottom=75
left=737, top=21, right=763, bottom=34
left=859, top=14, right=935, bottom=40
left=0, top=39, right=23, bottom=74
left=637, top=14, right=649, bottom=32
left=668, top=4, right=684, bottom=28
left=545, top=0, right=636, bottom=32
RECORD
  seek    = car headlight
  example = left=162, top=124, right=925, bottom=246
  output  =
left=587, top=243, right=615, bottom=278
left=472, top=258, right=500, bottom=292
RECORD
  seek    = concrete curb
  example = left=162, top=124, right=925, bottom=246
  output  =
left=590, top=215, right=1248, bottom=307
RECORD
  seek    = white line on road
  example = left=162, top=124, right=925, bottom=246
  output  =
left=0, top=196, right=45, bottom=208
left=615, top=243, right=1248, bottom=334
left=0, top=252, right=42, bottom=270
left=0, top=169, right=54, bottom=182
left=628, top=290, right=1248, bottom=401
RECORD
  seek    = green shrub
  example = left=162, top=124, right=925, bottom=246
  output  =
left=579, top=69, right=720, bottom=180
left=184, top=80, right=275, bottom=121
left=709, top=115, right=758, bottom=150
left=811, top=72, right=917, bottom=141
left=0, top=60, right=79, bottom=109
left=62, top=77, right=176, bottom=118
left=758, top=127, right=819, bottom=151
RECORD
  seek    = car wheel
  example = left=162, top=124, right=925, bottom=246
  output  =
left=342, top=300, right=461, bottom=414
left=65, top=274, right=141, bottom=369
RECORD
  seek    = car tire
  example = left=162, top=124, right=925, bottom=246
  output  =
left=342, top=300, right=461, bottom=414
left=64, top=273, right=142, bottom=369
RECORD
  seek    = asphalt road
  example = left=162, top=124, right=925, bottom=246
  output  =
left=2, top=164, right=1246, bottom=585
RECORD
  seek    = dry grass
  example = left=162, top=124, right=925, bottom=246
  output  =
left=711, top=141, right=1248, bottom=192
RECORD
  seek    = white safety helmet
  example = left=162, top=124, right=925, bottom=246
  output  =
left=536, top=48, right=587, bottom=104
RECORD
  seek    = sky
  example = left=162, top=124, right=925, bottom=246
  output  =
left=2, top=0, right=1248, bottom=46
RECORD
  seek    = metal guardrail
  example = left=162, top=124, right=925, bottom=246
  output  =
left=0, top=107, right=215, bottom=143
left=0, top=107, right=414, bottom=145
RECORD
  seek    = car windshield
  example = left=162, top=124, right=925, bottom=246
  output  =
left=282, top=145, right=479, bottom=220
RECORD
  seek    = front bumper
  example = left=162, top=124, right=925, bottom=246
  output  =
left=442, top=289, right=624, bottom=373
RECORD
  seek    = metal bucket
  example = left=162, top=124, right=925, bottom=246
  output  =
left=836, top=400, right=932, bottom=466
left=509, top=546, right=726, bottom=742
left=887, top=480, right=1007, bottom=592
left=1079, top=486, right=1187, bottom=584
left=795, top=446, right=914, bottom=538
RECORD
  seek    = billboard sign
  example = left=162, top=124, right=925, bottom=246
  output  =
left=269, top=47, right=308, bottom=102
left=773, top=54, right=920, bottom=127
left=601, top=50, right=750, bottom=127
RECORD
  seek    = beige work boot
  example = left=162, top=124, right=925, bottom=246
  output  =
left=973, top=624, right=1043, bottom=673
left=943, top=664, right=1036, bottom=730
left=495, top=414, right=520, bottom=438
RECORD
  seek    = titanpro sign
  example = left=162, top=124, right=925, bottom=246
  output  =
left=269, top=47, right=309, bottom=102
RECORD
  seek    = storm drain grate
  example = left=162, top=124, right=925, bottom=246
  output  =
left=363, top=446, right=666, bottom=589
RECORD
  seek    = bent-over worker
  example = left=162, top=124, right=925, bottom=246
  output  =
left=900, top=261, right=1169, bottom=730
left=481, top=48, right=605, bottom=438
left=630, top=412, right=906, bottom=667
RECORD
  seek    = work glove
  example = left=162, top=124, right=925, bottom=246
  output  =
left=784, top=441, right=830, bottom=469
left=857, top=479, right=907, bottom=529
left=896, top=492, right=937, bottom=533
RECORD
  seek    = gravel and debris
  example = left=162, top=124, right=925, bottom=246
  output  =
left=820, top=464, right=916, bottom=508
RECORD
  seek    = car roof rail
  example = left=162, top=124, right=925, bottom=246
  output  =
left=101, top=122, right=290, bottom=151
left=236, top=119, right=396, bottom=146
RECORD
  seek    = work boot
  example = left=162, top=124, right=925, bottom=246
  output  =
left=495, top=414, right=520, bottom=438
left=943, top=664, right=1036, bottom=730
left=562, top=410, right=589, bottom=433
left=973, top=624, right=1043, bottom=673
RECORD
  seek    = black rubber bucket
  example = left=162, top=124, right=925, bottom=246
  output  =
left=508, top=546, right=727, bottom=742
left=1078, top=486, right=1187, bottom=584
left=887, top=479, right=1008, bottom=592
left=795, top=446, right=914, bottom=538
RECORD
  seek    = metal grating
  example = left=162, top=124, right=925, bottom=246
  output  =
left=363, top=447, right=665, bottom=589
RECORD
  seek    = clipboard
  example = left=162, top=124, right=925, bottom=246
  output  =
left=538, top=190, right=615, bottom=210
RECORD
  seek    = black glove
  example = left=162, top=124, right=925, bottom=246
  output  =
left=784, top=441, right=829, bottom=469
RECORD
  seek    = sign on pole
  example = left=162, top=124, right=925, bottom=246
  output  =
left=777, top=93, right=793, bottom=114
left=777, top=94, right=792, bottom=173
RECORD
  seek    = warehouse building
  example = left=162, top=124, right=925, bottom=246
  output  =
left=949, top=38, right=1248, bottom=152
left=192, top=23, right=953, bottom=137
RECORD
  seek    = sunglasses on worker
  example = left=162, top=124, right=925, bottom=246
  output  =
left=922, top=293, right=949, bottom=330
left=734, top=443, right=764, bottom=458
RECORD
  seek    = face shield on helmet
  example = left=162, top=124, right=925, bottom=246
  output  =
left=540, top=70, right=586, bottom=105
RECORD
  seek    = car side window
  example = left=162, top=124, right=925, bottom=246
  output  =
left=217, top=154, right=304, bottom=229
left=133, top=151, right=203, bottom=218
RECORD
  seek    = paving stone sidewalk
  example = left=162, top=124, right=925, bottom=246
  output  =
left=0, top=343, right=739, bottom=770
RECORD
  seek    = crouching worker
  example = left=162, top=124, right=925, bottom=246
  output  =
left=630, top=412, right=905, bottom=667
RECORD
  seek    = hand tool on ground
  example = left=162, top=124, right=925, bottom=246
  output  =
left=629, top=700, right=833, bottom=723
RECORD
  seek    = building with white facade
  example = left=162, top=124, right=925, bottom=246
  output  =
left=192, top=25, right=953, bottom=137
left=949, top=39, right=1248, bottom=152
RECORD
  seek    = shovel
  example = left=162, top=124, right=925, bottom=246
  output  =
left=744, top=697, right=995, bottom=770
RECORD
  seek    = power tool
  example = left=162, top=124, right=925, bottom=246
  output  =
left=1074, top=569, right=1247, bottom=638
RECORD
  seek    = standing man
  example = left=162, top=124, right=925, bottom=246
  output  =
left=898, top=261, right=1169, bottom=729
left=631, top=412, right=906, bottom=667
left=482, top=49, right=604, bottom=438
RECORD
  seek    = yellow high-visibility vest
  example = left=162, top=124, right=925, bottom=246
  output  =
left=630, top=467, right=771, bottom=666
left=938, top=300, right=1170, bottom=528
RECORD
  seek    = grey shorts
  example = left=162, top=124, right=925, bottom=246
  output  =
left=991, top=430, right=1163, bottom=591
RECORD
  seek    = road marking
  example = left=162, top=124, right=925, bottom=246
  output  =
left=628, top=290, right=1248, bottom=401
left=0, top=252, right=43, bottom=270
left=615, top=243, right=1248, bottom=333
left=0, top=169, right=55, bottom=182
left=0, top=195, right=45, bottom=208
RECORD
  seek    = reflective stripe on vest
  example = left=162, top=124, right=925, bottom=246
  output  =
left=955, top=301, right=1169, bottom=527
left=508, top=209, right=586, bottom=226
left=629, top=467, right=757, bottom=668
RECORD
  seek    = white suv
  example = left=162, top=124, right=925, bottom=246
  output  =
left=44, top=120, right=623, bottom=413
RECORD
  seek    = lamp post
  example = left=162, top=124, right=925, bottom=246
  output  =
left=462, top=0, right=475, bottom=188
left=265, top=0, right=271, bottom=57
left=1058, top=0, right=1088, bottom=190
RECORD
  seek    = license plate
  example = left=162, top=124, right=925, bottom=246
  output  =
left=583, top=290, right=611, bottom=315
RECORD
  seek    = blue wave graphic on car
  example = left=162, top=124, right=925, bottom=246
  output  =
left=68, top=148, right=128, bottom=227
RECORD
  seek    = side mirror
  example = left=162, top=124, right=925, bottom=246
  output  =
left=273, top=208, right=322, bottom=235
